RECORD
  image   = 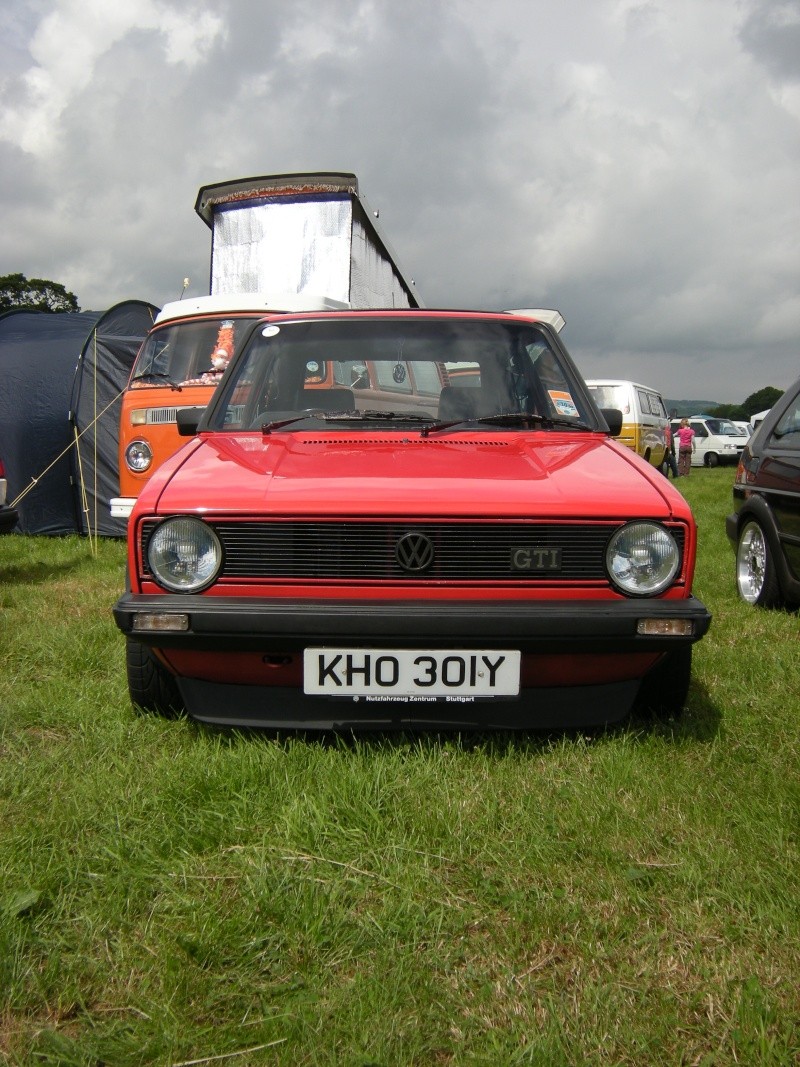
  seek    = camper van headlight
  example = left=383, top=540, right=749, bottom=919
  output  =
left=606, top=522, right=680, bottom=597
left=147, top=517, right=222, bottom=592
left=126, top=439, right=153, bottom=472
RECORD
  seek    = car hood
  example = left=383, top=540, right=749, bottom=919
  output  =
left=150, top=430, right=680, bottom=519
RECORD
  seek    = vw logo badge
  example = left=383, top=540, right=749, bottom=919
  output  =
left=395, top=531, right=434, bottom=573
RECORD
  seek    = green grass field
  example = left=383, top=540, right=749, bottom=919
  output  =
left=1, top=469, right=797, bottom=1066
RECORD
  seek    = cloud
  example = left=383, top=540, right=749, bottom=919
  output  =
left=1, top=0, right=798, bottom=400
left=0, top=0, right=225, bottom=154
left=740, top=0, right=800, bottom=82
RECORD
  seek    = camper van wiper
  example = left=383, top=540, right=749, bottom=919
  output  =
left=131, top=371, right=183, bottom=391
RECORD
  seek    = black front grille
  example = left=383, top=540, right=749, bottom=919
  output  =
left=141, top=519, right=686, bottom=584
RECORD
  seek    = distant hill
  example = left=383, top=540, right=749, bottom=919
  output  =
left=665, top=399, right=720, bottom=417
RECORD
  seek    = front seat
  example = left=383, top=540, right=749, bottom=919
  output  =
left=437, top=386, right=481, bottom=421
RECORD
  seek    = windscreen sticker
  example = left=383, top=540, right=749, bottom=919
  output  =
left=262, top=325, right=281, bottom=337
left=549, top=390, right=579, bottom=417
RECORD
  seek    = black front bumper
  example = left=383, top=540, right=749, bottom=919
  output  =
left=114, top=594, right=711, bottom=729
left=114, top=593, right=711, bottom=653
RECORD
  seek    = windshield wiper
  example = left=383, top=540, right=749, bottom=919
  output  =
left=421, top=412, right=591, bottom=437
left=420, top=412, right=552, bottom=437
left=130, top=371, right=183, bottom=391
left=262, top=410, right=434, bottom=432
left=477, top=412, right=592, bottom=431
left=260, top=409, right=593, bottom=436
left=261, top=412, right=327, bottom=433
left=420, top=418, right=472, bottom=437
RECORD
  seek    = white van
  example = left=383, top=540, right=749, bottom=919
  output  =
left=750, top=409, right=770, bottom=433
left=585, top=379, right=668, bottom=466
left=670, top=416, right=747, bottom=467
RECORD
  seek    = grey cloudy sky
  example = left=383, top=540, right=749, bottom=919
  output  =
left=1, top=0, right=798, bottom=402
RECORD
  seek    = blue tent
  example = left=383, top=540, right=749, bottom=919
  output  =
left=0, top=301, right=158, bottom=536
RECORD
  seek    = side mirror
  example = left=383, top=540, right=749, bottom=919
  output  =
left=600, top=408, right=623, bottom=436
left=177, top=406, right=206, bottom=437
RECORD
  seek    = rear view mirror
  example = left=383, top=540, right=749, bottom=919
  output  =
left=177, top=407, right=206, bottom=436
left=600, top=408, right=623, bottom=436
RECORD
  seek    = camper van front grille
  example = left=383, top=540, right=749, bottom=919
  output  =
left=145, top=408, right=180, bottom=425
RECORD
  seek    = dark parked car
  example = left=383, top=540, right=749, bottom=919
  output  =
left=0, top=455, right=18, bottom=534
left=726, top=376, right=800, bottom=608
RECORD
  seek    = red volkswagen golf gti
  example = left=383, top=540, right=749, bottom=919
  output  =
left=113, top=309, right=711, bottom=730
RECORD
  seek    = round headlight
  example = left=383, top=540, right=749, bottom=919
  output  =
left=606, top=522, right=680, bottom=597
left=147, top=517, right=222, bottom=592
left=126, top=439, right=153, bottom=472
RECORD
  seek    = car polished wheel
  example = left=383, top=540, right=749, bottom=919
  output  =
left=126, top=637, right=185, bottom=717
left=736, top=520, right=782, bottom=607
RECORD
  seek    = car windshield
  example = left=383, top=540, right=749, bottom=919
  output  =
left=206, top=316, right=599, bottom=432
left=704, top=418, right=740, bottom=436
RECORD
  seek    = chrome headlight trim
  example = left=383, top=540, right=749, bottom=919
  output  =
left=147, top=517, right=222, bottom=593
left=606, top=521, right=680, bottom=597
left=125, top=439, right=153, bottom=472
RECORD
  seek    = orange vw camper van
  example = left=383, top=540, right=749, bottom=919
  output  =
left=112, top=294, right=348, bottom=519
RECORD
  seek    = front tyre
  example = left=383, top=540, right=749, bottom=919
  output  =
left=126, top=637, right=185, bottom=717
left=705, top=452, right=719, bottom=467
left=736, top=519, right=782, bottom=607
left=635, top=646, right=692, bottom=717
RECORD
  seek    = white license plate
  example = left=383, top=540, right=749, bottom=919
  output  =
left=303, top=648, right=520, bottom=699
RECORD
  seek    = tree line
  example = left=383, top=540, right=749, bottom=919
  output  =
left=0, top=273, right=80, bottom=313
left=709, top=388, right=784, bottom=422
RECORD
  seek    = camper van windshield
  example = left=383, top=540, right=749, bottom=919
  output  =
left=130, top=317, right=253, bottom=388
left=587, top=384, right=629, bottom=413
